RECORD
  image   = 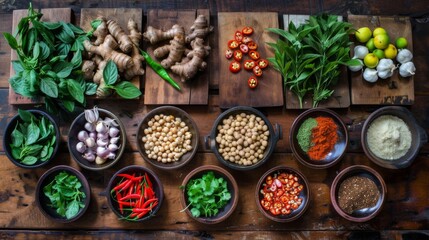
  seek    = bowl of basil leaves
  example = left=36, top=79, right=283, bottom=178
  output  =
left=35, top=165, right=91, bottom=223
left=3, top=109, right=60, bottom=168
left=180, top=165, right=239, bottom=224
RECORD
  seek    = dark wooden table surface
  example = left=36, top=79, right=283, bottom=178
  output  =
left=1, top=1, right=429, bottom=239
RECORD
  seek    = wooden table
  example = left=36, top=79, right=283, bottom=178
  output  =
left=0, top=1, right=428, bottom=239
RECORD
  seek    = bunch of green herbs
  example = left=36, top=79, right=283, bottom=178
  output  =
left=100, top=60, right=142, bottom=99
left=9, top=109, right=56, bottom=165
left=182, top=171, right=231, bottom=218
left=43, top=171, right=86, bottom=219
left=267, top=14, right=361, bottom=108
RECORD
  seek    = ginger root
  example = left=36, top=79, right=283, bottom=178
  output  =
left=143, top=24, right=185, bottom=45
left=107, top=19, right=133, bottom=53
left=82, top=60, right=96, bottom=80
left=92, top=17, right=108, bottom=46
left=154, top=34, right=186, bottom=69
left=185, top=15, right=214, bottom=43
left=123, top=18, right=145, bottom=81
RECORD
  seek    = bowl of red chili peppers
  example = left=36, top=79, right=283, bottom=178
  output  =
left=107, top=165, right=164, bottom=222
left=290, top=108, right=348, bottom=169
left=255, top=166, right=310, bottom=222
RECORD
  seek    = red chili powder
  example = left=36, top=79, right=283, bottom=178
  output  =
left=307, top=116, right=338, bottom=161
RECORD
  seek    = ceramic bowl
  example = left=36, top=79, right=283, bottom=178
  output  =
left=255, top=166, right=310, bottom=222
left=35, top=165, right=91, bottom=223
left=106, top=165, right=164, bottom=222
left=3, top=109, right=60, bottom=168
left=361, top=106, right=428, bottom=169
left=136, top=106, right=199, bottom=170
left=290, top=108, right=348, bottom=169
left=68, top=108, right=126, bottom=171
left=330, top=165, right=386, bottom=222
left=206, top=106, right=281, bottom=171
left=180, top=165, right=239, bottom=224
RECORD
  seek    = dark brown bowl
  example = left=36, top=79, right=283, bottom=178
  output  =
left=206, top=106, right=281, bottom=171
left=180, top=165, right=239, bottom=224
left=136, top=106, right=199, bottom=170
left=290, top=108, right=348, bottom=169
left=35, top=165, right=91, bottom=223
left=106, top=165, right=164, bottom=222
left=255, top=166, right=310, bottom=222
left=68, top=108, right=126, bottom=171
left=3, top=109, right=60, bottom=168
left=361, top=106, right=428, bottom=169
left=330, top=165, right=386, bottom=222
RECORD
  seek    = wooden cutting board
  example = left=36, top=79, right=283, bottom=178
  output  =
left=80, top=8, right=142, bottom=98
left=348, top=15, right=414, bottom=105
left=144, top=9, right=210, bottom=105
left=283, top=15, right=350, bottom=109
left=8, top=8, right=71, bottom=105
left=218, top=12, right=283, bottom=108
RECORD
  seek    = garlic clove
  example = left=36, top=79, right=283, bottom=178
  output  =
left=78, top=130, right=89, bottom=142
left=97, top=132, right=109, bottom=140
left=108, top=143, right=119, bottom=152
left=84, top=122, right=95, bottom=132
left=85, top=137, right=96, bottom=148
left=96, top=121, right=108, bottom=133
left=83, top=152, right=96, bottom=162
left=109, top=127, right=120, bottom=138
left=97, top=138, right=109, bottom=147
left=76, top=142, right=87, bottom=153
left=107, top=152, right=116, bottom=159
left=110, top=137, right=120, bottom=144
left=95, top=156, right=107, bottom=165
left=104, top=117, right=119, bottom=127
left=353, top=45, right=369, bottom=59
left=96, top=146, right=110, bottom=159
left=89, top=132, right=97, bottom=139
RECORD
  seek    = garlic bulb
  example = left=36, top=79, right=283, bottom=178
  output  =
left=363, top=68, right=378, bottom=83
left=396, top=49, right=413, bottom=64
left=376, top=59, right=396, bottom=79
left=399, top=62, right=416, bottom=77
left=348, top=59, right=364, bottom=72
left=353, top=46, right=369, bottom=59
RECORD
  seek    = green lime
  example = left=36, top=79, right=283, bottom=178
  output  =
left=395, top=37, right=408, bottom=49
left=355, top=27, right=372, bottom=43
left=373, top=49, right=385, bottom=59
left=366, top=38, right=376, bottom=52
left=364, top=53, right=379, bottom=68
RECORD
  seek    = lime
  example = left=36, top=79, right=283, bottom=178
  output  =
left=373, top=27, right=387, bottom=37
left=374, top=34, right=390, bottom=49
left=384, top=44, right=398, bottom=59
left=364, top=53, right=379, bottom=68
left=395, top=37, right=408, bottom=49
left=373, top=49, right=385, bottom=59
left=366, top=38, right=376, bottom=52
left=355, top=27, right=372, bottom=43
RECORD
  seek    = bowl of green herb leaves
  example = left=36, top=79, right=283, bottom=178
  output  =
left=180, top=165, right=238, bottom=224
left=3, top=109, right=60, bottom=168
left=35, top=165, right=91, bottom=223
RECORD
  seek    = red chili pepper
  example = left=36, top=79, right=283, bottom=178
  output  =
left=248, top=76, right=258, bottom=89
left=229, top=61, right=241, bottom=73
left=225, top=49, right=233, bottom=59
left=141, top=198, right=158, bottom=209
left=227, top=39, right=240, bottom=49
left=243, top=59, right=255, bottom=71
left=136, top=209, right=150, bottom=219
left=235, top=30, right=243, bottom=42
left=253, top=65, right=263, bottom=77
left=233, top=50, right=243, bottom=61
left=129, top=212, right=140, bottom=218
left=119, top=193, right=141, bottom=201
left=242, top=36, right=252, bottom=44
left=116, top=190, right=123, bottom=214
left=117, top=201, right=136, bottom=207
left=242, top=26, right=254, bottom=35
left=257, top=59, right=269, bottom=69
left=249, top=50, right=260, bottom=60
left=240, top=44, right=249, bottom=54
left=145, top=173, right=153, bottom=189
left=112, top=179, right=129, bottom=192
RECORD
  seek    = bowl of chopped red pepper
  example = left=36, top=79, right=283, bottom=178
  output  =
left=107, top=165, right=164, bottom=222
left=290, top=108, right=348, bottom=169
left=180, top=165, right=239, bottom=224
left=255, top=166, right=310, bottom=222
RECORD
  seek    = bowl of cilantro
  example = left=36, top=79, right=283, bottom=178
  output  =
left=180, top=165, right=238, bottom=224
left=35, top=165, right=91, bottom=223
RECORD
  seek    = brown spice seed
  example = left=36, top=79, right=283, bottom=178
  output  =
left=337, top=176, right=380, bottom=214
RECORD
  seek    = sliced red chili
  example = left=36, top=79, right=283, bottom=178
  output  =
left=247, top=41, right=258, bottom=50
left=227, top=39, right=240, bottom=49
left=249, top=50, right=260, bottom=60
left=257, top=59, right=269, bottom=69
left=233, top=50, right=243, bottom=61
left=235, top=30, right=243, bottom=42
left=248, top=76, right=258, bottom=89
left=270, top=206, right=281, bottom=215
left=253, top=66, right=263, bottom=77
left=243, top=59, right=255, bottom=71
left=239, top=44, right=249, bottom=54
left=225, top=49, right=233, bottom=59
left=242, top=26, right=254, bottom=35
left=261, top=199, right=271, bottom=210
left=229, top=61, right=241, bottom=73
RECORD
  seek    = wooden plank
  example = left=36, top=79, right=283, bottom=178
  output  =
left=218, top=12, right=283, bottom=108
left=80, top=8, right=142, bottom=98
left=8, top=8, right=72, bottom=105
left=283, top=14, right=350, bottom=109
left=348, top=15, right=414, bottom=105
left=144, top=9, right=210, bottom=105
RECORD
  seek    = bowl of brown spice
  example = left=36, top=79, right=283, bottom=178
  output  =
left=362, top=106, right=428, bottom=169
left=330, top=165, right=386, bottom=222
left=290, top=108, right=348, bottom=169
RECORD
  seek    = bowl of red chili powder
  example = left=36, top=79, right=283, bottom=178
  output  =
left=290, top=108, right=348, bottom=169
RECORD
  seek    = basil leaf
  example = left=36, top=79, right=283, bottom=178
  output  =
left=53, top=61, right=73, bottom=79
left=85, top=82, right=97, bottom=95
left=68, top=23, right=85, bottom=35
left=43, top=22, right=62, bottom=30
left=56, top=43, right=71, bottom=57
left=57, top=22, right=75, bottom=44
left=41, top=78, right=58, bottom=98
left=3, top=32, right=18, bottom=50
left=62, top=100, right=75, bottom=112
left=9, top=74, right=32, bottom=97
left=28, top=69, right=37, bottom=92
left=103, top=60, right=118, bottom=85
left=71, top=49, right=82, bottom=69
left=11, top=61, right=24, bottom=74
left=32, top=41, right=40, bottom=59
left=39, top=41, right=51, bottom=60
left=21, top=156, right=38, bottom=165
left=26, top=120, right=40, bottom=145
left=90, top=19, right=102, bottom=30
left=31, top=19, right=54, bottom=48
left=18, top=109, right=34, bottom=123
left=114, top=81, right=142, bottom=99
left=67, top=79, right=84, bottom=103
left=11, top=126, right=24, bottom=147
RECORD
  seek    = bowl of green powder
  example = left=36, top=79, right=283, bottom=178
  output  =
left=362, top=106, right=428, bottom=169
left=290, top=108, right=348, bottom=169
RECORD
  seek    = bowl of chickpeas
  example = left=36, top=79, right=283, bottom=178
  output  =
left=136, top=106, right=199, bottom=170
left=206, top=106, right=281, bottom=171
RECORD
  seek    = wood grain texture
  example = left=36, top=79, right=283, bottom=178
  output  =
left=283, top=15, right=350, bottom=109
left=8, top=8, right=72, bottom=105
left=217, top=12, right=283, bottom=108
left=348, top=15, right=414, bottom=105
left=144, top=9, right=210, bottom=105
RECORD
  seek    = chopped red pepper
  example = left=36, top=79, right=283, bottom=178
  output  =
left=233, top=50, right=243, bottom=61
left=227, top=39, right=240, bottom=49
left=247, top=41, right=258, bottom=50
left=249, top=50, right=260, bottom=60
left=235, top=30, right=243, bottom=42
left=225, top=49, right=233, bottom=59
left=248, top=76, right=258, bottom=89
left=253, top=65, right=263, bottom=77
left=239, top=44, right=249, bottom=54
left=229, top=61, right=241, bottom=73
left=242, top=36, right=252, bottom=44
left=242, top=26, right=254, bottom=35
left=257, top=59, right=269, bottom=69
left=243, top=59, right=255, bottom=71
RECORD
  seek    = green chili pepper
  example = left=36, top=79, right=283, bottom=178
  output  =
left=139, top=49, right=181, bottom=91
